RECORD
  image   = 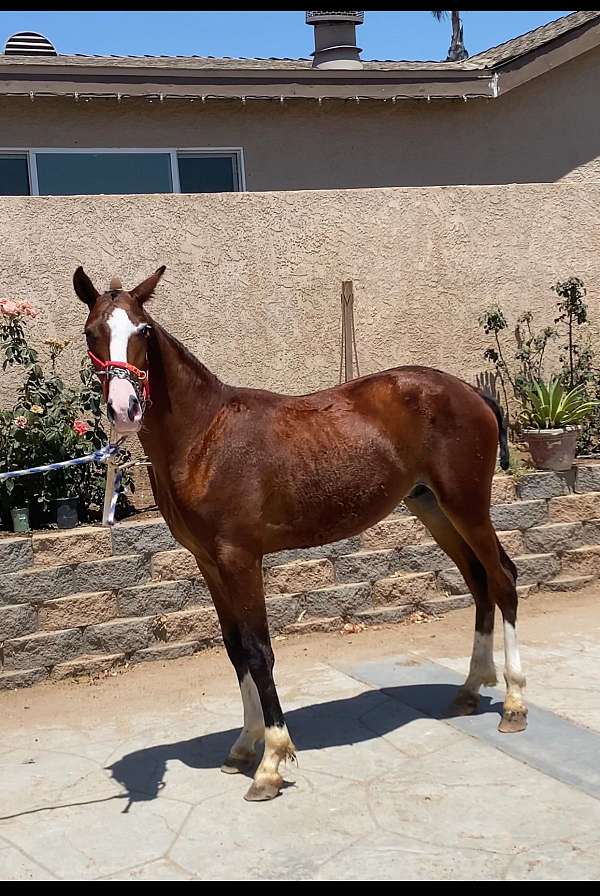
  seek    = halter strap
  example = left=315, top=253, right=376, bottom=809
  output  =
left=87, top=350, right=150, bottom=404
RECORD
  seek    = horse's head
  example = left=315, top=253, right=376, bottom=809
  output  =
left=73, top=265, right=165, bottom=434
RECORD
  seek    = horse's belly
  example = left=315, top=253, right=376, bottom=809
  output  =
left=265, top=466, right=407, bottom=552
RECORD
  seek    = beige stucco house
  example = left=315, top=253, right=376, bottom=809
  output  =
left=1, top=10, right=600, bottom=196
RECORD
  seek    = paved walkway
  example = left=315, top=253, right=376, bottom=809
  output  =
left=2, top=591, right=600, bottom=880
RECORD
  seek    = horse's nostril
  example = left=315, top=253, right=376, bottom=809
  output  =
left=106, top=400, right=116, bottom=423
left=128, top=396, right=140, bottom=422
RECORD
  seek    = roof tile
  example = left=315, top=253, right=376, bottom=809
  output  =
left=0, top=11, right=598, bottom=75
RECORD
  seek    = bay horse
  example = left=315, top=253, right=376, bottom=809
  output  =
left=74, top=265, right=527, bottom=802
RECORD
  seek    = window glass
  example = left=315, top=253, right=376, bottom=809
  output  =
left=177, top=154, right=237, bottom=193
left=0, top=154, right=30, bottom=196
left=35, top=152, right=173, bottom=195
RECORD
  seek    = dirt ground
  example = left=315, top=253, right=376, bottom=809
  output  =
left=3, top=586, right=595, bottom=727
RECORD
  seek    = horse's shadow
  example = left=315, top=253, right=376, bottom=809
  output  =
left=108, top=684, right=503, bottom=809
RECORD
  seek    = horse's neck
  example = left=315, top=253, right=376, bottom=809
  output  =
left=138, top=321, right=225, bottom=468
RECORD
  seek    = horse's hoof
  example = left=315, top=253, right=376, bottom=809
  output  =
left=498, top=709, right=528, bottom=734
left=244, top=774, right=283, bottom=802
left=449, top=687, right=480, bottom=716
left=221, top=754, right=255, bottom=775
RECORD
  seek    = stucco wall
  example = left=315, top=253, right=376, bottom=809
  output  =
left=1, top=46, right=600, bottom=189
left=1, top=183, right=600, bottom=401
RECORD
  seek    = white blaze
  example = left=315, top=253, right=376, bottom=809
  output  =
left=106, top=307, right=143, bottom=433
left=108, top=307, right=137, bottom=363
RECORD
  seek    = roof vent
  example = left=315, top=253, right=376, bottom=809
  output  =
left=306, top=11, right=364, bottom=70
left=4, top=31, right=57, bottom=56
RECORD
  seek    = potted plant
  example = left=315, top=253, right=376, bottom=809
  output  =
left=10, top=505, right=30, bottom=533
left=51, top=419, right=94, bottom=529
left=479, top=276, right=600, bottom=461
left=55, top=495, right=80, bottom=528
left=520, top=380, right=600, bottom=471
left=0, top=417, right=22, bottom=531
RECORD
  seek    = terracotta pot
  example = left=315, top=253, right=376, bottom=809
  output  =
left=522, top=427, right=580, bottom=472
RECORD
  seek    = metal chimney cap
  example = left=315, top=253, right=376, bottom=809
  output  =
left=306, top=11, right=364, bottom=25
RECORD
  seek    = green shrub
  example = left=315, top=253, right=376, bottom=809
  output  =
left=0, top=298, right=132, bottom=526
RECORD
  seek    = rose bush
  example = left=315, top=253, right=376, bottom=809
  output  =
left=0, top=299, right=133, bottom=527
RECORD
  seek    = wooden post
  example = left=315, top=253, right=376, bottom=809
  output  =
left=341, top=280, right=358, bottom=383
left=102, top=425, right=118, bottom=527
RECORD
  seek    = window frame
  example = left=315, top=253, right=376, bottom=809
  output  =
left=0, top=147, right=246, bottom=196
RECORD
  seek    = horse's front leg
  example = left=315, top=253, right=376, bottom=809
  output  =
left=220, top=632, right=265, bottom=774
left=199, top=564, right=264, bottom=774
left=216, top=543, right=296, bottom=802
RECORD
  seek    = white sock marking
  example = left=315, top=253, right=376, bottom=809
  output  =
left=464, top=630, right=497, bottom=692
left=255, top=724, right=295, bottom=782
left=230, top=673, right=264, bottom=758
left=503, top=619, right=526, bottom=695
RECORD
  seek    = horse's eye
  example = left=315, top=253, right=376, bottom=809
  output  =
left=139, top=324, right=152, bottom=337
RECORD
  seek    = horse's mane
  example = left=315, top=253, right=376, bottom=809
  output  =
left=147, top=316, right=222, bottom=389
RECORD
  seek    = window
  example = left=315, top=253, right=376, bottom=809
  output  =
left=36, top=152, right=173, bottom=196
left=178, top=152, right=239, bottom=194
left=0, top=153, right=30, bottom=196
left=0, top=149, right=244, bottom=196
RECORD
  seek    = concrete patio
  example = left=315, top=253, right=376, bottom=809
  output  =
left=2, top=588, right=600, bottom=881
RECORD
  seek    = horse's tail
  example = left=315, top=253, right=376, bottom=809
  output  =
left=477, top=390, right=510, bottom=471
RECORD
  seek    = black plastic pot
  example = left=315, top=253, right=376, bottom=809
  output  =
left=55, top=497, right=79, bottom=529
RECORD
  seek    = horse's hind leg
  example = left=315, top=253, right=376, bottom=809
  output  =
left=405, top=488, right=497, bottom=716
left=497, top=536, right=518, bottom=584
left=428, top=489, right=527, bottom=733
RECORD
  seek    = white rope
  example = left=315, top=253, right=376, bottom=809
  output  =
left=0, top=443, right=121, bottom=482
left=1, top=440, right=131, bottom=529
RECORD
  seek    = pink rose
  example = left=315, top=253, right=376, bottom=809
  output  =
left=0, top=299, right=19, bottom=317
left=18, top=301, right=38, bottom=318
left=14, top=415, right=27, bottom=429
left=72, top=420, right=90, bottom=436
left=0, top=299, right=39, bottom=318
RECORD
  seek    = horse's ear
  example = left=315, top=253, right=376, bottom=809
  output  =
left=131, top=265, right=166, bottom=304
left=73, top=266, right=100, bottom=309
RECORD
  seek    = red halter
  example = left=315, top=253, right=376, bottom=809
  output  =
left=87, top=350, right=150, bottom=405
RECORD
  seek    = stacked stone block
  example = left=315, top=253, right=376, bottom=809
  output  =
left=2, top=464, right=600, bottom=689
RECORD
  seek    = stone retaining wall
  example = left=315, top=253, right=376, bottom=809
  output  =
left=2, top=465, right=600, bottom=690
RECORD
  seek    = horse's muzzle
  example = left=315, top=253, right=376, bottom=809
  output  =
left=107, top=378, right=143, bottom=433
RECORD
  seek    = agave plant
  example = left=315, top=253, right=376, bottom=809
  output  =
left=521, top=379, right=600, bottom=430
